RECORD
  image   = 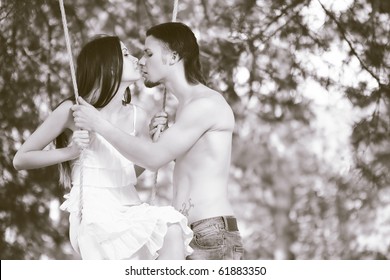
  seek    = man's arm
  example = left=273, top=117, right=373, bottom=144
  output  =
left=73, top=97, right=214, bottom=171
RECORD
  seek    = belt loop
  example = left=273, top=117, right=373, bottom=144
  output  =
left=221, top=216, right=228, bottom=230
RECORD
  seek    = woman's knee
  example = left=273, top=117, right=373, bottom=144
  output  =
left=165, top=223, right=183, bottom=241
left=158, top=223, right=185, bottom=259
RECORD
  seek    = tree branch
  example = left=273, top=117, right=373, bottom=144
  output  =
left=200, top=0, right=210, bottom=24
left=318, top=0, right=383, bottom=86
left=0, top=3, right=15, bottom=21
left=142, top=0, right=156, bottom=26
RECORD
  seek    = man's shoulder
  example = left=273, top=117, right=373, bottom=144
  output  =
left=192, top=86, right=231, bottom=110
left=186, top=87, right=234, bottom=130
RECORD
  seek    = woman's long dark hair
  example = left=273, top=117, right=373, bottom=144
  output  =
left=146, top=22, right=206, bottom=85
left=55, top=35, right=123, bottom=188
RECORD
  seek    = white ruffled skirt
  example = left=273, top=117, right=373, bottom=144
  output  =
left=60, top=186, right=193, bottom=260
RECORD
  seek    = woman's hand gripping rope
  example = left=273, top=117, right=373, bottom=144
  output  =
left=70, top=130, right=90, bottom=155
left=72, top=97, right=102, bottom=132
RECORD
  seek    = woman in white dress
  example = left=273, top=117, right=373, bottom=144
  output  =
left=13, top=35, right=193, bottom=260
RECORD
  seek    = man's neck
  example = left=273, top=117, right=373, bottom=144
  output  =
left=164, top=78, right=202, bottom=104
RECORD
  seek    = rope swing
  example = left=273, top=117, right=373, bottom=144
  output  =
left=58, top=0, right=84, bottom=221
left=59, top=0, right=179, bottom=208
left=150, top=0, right=179, bottom=205
left=59, top=0, right=79, bottom=104
left=158, top=0, right=179, bottom=116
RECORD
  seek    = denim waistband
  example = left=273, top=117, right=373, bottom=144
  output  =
left=190, top=216, right=238, bottom=232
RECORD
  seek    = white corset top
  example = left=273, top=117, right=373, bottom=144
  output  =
left=71, top=104, right=138, bottom=188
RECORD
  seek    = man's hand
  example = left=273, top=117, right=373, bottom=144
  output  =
left=149, top=111, right=168, bottom=142
left=72, top=97, right=102, bottom=132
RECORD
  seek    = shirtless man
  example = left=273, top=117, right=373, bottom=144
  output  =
left=72, top=22, right=243, bottom=260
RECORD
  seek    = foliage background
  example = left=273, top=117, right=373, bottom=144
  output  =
left=1, top=0, right=389, bottom=259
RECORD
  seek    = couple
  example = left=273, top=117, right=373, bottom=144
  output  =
left=13, top=22, right=243, bottom=260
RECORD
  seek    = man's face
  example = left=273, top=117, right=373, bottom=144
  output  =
left=139, top=36, right=170, bottom=88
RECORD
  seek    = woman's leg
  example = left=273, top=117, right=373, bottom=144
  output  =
left=158, top=223, right=185, bottom=260
left=69, top=213, right=81, bottom=256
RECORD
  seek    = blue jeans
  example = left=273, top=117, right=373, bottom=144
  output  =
left=186, top=216, right=244, bottom=260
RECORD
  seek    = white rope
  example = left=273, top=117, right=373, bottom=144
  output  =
left=150, top=88, right=167, bottom=205
left=171, top=0, right=179, bottom=22
left=150, top=0, right=179, bottom=204
left=58, top=0, right=84, bottom=222
left=59, top=0, right=79, bottom=104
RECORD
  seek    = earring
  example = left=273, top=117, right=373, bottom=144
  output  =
left=122, top=87, right=131, bottom=106
left=170, top=53, right=177, bottom=65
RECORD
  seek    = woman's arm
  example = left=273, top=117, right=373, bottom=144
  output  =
left=133, top=105, right=153, bottom=177
left=13, top=100, right=81, bottom=170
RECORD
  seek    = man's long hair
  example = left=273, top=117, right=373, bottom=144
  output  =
left=55, top=35, right=123, bottom=188
left=146, top=22, right=206, bottom=85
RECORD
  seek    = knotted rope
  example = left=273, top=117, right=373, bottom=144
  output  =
left=59, top=0, right=84, bottom=221
left=149, top=0, right=179, bottom=205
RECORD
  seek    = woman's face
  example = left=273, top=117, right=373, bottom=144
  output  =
left=120, top=42, right=142, bottom=83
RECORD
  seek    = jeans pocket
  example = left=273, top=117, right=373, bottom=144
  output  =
left=193, top=231, right=224, bottom=249
left=195, top=224, right=218, bottom=238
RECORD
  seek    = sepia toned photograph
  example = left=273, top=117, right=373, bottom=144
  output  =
left=1, top=0, right=389, bottom=261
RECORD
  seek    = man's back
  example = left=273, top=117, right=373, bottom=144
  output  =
left=171, top=85, right=235, bottom=223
